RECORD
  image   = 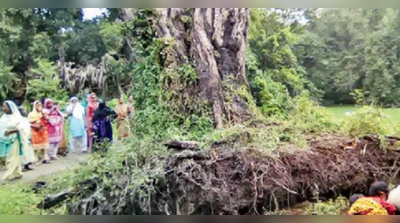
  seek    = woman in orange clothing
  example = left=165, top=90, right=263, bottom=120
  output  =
left=86, top=93, right=98, bottom=152
left=28, top=101, right=50, bottom=164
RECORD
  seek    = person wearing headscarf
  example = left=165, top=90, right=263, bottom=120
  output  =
left=92, top=100, right=117, bottom=152
left=43, top=99, right=64, bottom=160
left=66, top=97, right=87, bottom=153
left=115, top=96, right=132, bottom=140
left=28, top=100, right=50, bottom=164
left=0, top=101, right=28, bottom=180
left=18, top=106, right=37, bottom=171
left=86, top=93, right=98, bottom=152
left=348, top=181, right=396, bottom=215
left=128, top=95, right=135, bottom=118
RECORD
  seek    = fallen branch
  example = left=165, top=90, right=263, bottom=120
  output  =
left=38, top=188, right=77, bottom=209
left=164, top=140, right=201, bottom=151
left=38, top=178, right=99, bottom=210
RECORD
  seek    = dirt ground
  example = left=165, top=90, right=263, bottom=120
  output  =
left=0, top=153, right=89, bottom=185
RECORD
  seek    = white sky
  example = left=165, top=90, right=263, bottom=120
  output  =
left=83, top=8, right=107, bottom=20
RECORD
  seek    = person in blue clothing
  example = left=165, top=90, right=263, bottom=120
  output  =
left=66, top=97, right=88, bottom=153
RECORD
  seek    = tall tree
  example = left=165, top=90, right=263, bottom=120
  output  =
left=121, top=8, right=253, bottom=128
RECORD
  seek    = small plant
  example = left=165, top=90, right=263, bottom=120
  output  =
left=288, top=92, right=338, bottom=134
left=306, top=197, right=349, bottom=215
left=350, top=89, right=367, bottom=106
left=342, top=105, right=395, bottom=150
left=0, top=62, right=19, bottom=101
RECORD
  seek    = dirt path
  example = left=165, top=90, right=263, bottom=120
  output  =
left=0, top=153, right=90, bottom=185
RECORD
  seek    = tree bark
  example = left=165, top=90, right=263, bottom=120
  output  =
left=122, top=8, right=253, bottom=128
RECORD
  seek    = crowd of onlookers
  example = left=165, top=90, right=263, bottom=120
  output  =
left=0, top=93, right=133, bottom=181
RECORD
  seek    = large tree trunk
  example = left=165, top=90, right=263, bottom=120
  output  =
left=122, top=8, right=253, bottom=128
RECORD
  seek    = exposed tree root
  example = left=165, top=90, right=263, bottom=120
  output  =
left=42, top=134, right=400, bottom=215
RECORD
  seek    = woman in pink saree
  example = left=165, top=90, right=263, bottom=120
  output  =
left=86, top=93, right=98, bottom=152
left=43, top=99, right=64, bottom=160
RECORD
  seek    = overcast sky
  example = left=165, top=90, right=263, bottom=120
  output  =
left=83, top=8, right=107, bottom=20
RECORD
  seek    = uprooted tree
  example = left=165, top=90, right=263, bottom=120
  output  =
left=39, top=8, right=400, bottom=215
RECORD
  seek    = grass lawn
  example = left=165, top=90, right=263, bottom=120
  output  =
left=326, top=105, right=400, bottom=126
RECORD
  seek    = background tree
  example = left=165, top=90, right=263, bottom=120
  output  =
left=295, top=8, right=400, bottom=107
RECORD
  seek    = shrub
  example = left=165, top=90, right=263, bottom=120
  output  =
left=288, top=92, right=338, bottom=134
left=26, top=58, right=68, bottom=102
left=306, top=197, right=348, bottom=215
left=342, top=106, right=396, bottom=149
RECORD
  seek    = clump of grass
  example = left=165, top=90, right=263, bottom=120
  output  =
left=306, top=197, right=349, bottom=215
left=0, top=184, right=42, bottom=215
left=202, top=94, right=339, bottom=153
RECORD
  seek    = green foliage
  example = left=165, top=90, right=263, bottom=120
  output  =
left=248, top=9, right=320, bottom=118
left=295, top=8, right=400, bottom=107
left=102, top=54, right=132, bottom=96
left=251, top=73, right=292, bottom=117
left=130, top=40, right=213, bottom=140
left=0, top=62, right=19, bottom=100
left=99, top=22, right=125, bottom=54
left=0, top=184, right=42, bottom=215
left=350, top=89, right=367, bottom=106
left=126, top=10, right=213, bottom=141
left=289, top=93, right=338, bottom=134
left=26, top=59, right=68, bottom=101
left=306, top=197, right=348, bottom=215
left=64, top=20, right=108, bottom=64
left=44, top=137, right=169, bottom=214
left=29, top=33, right=53, bottom=60
left=342, top=106, right=396, bottom=147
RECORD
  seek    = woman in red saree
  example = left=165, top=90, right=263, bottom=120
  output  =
left=28, top=101, right=50, bottom=164
left=43, top=99, right=64, bottom=160
left=86, top=93, right=98, bottom=152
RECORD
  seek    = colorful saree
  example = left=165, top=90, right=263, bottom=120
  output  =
left=43, top=99, right=64, bottom=144
left=115, top=102, right=131, bottom=139
left=0, top=101, right=25, bottom=180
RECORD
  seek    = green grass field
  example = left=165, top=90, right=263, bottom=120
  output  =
left=326, top=106, right=400, bottom=126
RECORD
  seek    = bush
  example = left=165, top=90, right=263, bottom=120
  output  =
left=342, top=106, right=396, bottom=149
left=288, top=92, right=338, bottom=134
left=251, top=73, right=293, bottom=118
left=306, top=197, right=348, bottom=215
left=26, top=58, right=68, bottom=102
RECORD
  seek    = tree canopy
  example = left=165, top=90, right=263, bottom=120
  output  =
left=1, top=8, right=399, bottom=109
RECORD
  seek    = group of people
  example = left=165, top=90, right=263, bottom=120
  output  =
left=0, top=93, right=133, bottom=181
left=348, top=181, right=400, bottom=215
